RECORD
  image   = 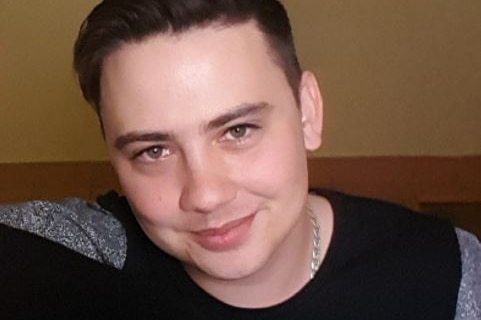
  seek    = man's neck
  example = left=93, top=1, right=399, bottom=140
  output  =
left=185, top=195, right=333, bottom=308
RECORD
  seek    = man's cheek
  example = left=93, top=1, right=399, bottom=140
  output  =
left=241, top=148, right=299, bottom=194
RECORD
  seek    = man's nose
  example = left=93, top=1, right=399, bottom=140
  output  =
left=179, top=155, right=236, bottom=213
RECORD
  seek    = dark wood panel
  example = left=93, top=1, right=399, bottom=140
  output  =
left=306, top=156, right=481, bottom=238
left=1, top=157, right=480, bottom=237
left=0, top=162, right=118, bottom=203
left=1, top=157, right=480, bottom=204
left=0, top=156, right=481, bottom=236
left=307, top=156, right=481, bottom=208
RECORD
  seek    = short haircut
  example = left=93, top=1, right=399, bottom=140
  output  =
left=74, top=0, right=302, bottom=114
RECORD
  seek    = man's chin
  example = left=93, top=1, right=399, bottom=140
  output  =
left=184, top=256, right=266, bottom=283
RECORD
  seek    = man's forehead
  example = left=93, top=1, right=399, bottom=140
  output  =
left=100, top=21, right=282, bottom=102
left=99, top=20, right=295, bottom=142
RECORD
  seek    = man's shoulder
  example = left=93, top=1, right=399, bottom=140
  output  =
left=0, top=197, right=126, bottom=268
left=310, top=189, right=463, bottom=318
left=314, top=189, right=462, bottom=279
left=313, top=188, right=456, bottom=237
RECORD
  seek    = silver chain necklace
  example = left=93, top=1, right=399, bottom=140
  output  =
left=309, top=208, right=321, bottom=279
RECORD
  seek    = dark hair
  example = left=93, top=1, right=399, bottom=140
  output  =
left=73, top=0, right=302, bottom=114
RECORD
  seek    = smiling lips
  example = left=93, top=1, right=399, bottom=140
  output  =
left=193, top=214, right=256, bottom=251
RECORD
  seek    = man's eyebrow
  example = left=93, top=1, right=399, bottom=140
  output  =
left=114, top=131, right=171, bottom=150
left=114, top=102, right=271, bottom=150
left=206, top=102, right=271, bottom=131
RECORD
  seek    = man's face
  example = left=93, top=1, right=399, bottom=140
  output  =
left=100, top=22, right=322, bottom=280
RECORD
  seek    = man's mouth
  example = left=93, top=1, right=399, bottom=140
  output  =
left=192, top=213, right=256, bottom=251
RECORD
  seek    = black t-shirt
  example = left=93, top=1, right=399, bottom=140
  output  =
left=113, top=189, right=461, bottom=319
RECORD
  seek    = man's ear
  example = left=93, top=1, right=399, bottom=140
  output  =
left=299, top=71, right=323, bottom=151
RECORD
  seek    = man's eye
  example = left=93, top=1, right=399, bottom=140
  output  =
left=227, top=125, right=248, bottom=139
left=135, top=146, right=171, bottom=161
left=223, top=124, right=258, bottom=141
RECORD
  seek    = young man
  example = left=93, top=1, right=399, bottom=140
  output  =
left=1, top=0, right=480, bottom=318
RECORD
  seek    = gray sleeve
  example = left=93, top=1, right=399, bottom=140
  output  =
left=455, top=228, right=481, bottom=320
left=0, top=198, right=126, bottom=269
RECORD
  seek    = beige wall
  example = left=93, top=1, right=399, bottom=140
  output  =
left=1, top=0, right=105, bottom=163
left=283, top=0, right=481, bottom=156
left=1, top=1, right=480, bottom=163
